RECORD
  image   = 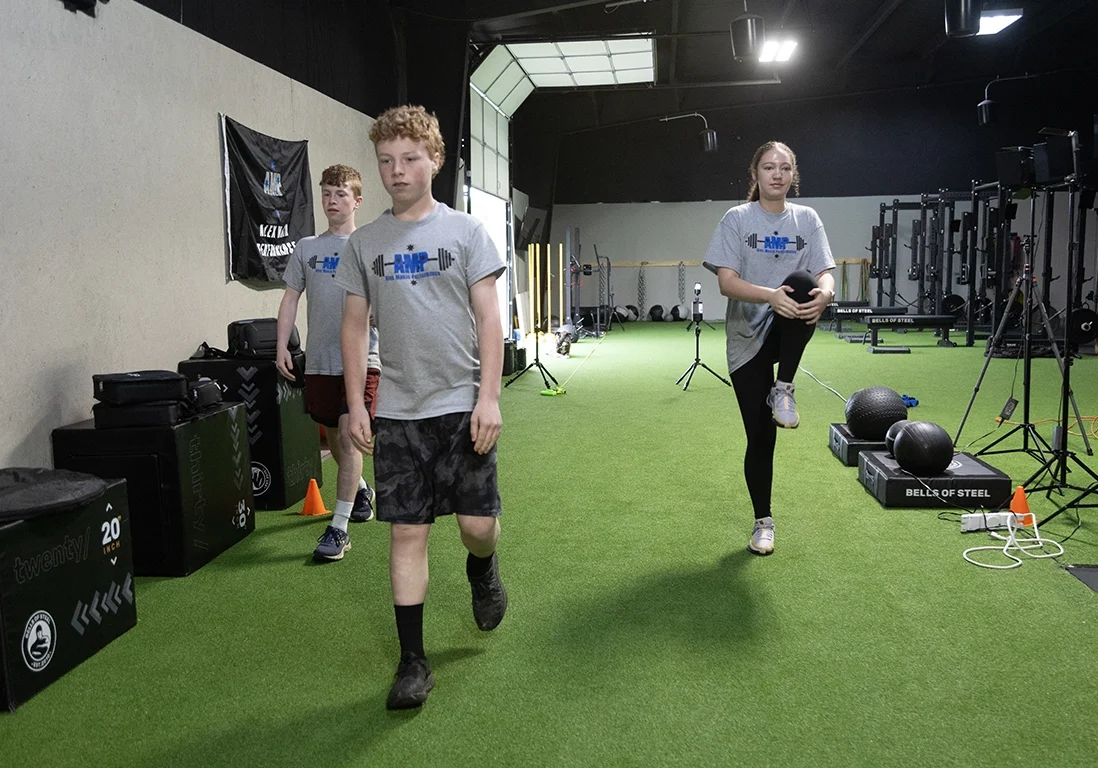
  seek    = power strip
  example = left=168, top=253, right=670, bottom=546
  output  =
left=961, top=512, right=1016, bottom=532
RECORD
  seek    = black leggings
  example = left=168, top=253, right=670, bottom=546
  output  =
left=729, top=271, right=818, bottom=520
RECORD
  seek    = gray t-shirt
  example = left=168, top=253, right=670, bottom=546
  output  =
left=284, top=232, right=380, bottom=374
left=333, top=203, right=504, bottom=420
left=703, top=201, right=835, bottom=375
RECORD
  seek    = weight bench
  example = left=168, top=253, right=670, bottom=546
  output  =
left=833, top=305, right=908, bottom=337
left=864, top=314, right=958, bottom=354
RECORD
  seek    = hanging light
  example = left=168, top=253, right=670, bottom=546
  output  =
left=660, top=113, right=719, bottom=153
left=945, top=0, right=984, bottom=38
left=730, top=1, right=764, bottom=62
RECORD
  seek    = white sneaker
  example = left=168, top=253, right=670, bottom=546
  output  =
left=749, top=516, right=775, bottom=555
left=767, top=381, right=799, bottom=429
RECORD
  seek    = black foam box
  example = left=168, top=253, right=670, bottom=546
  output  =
left=51, top=402, right=254, bottom=576
left=858, top=450, right=1011, bottom=509
left=0, top=476, right=135, bottom=711
left=829, top=423, right=887, bottom=467
left=177, top=358, right=320, bottom=510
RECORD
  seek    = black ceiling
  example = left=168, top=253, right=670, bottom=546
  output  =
left=462, top=0, right=1098, bottom=131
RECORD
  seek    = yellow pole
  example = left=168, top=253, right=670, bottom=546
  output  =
left=527, top=244, right=534, bottom=337
left=534, top=243, right=541, bottom=334
left=545, top=242, right=552, bottom=332
left=558, top=244, right=564, bottom=327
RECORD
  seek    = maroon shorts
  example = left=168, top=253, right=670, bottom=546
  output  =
left=303, top=369, right=379, bottom=428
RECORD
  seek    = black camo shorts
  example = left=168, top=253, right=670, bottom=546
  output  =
left=373, top=411, right=501, bottom=524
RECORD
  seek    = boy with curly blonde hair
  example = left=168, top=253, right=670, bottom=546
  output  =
left=335, top=106, right=507, bottom=709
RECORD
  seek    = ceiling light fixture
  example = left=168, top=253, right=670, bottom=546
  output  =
left=944, top=0, right=982, bottom=38
left=759, top=40, right=798, bottom=63
left=730, top=1, right=764, bottom=62
left=977, top=9, right=1022, bottom=35
left=976, top=72, right=1037, bottom=126
left=660, top=113, right=719, bottom=153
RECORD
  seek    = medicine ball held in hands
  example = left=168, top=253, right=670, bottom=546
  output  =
left=893, top=421, right=954, bottom=476
left=844, top=386, right=908, bottom=440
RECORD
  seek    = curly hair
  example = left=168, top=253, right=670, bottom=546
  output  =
left=368, top=105, right=446, bottom=177
left=747, top=141, right=799, bottom=202
left=319, top=164, right=362, bottom=197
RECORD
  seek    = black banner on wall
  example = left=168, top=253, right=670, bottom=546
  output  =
left=220, top=115, right=314, bottom=282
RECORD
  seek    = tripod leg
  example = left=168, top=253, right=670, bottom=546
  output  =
left=955, top=277, right=1023, bottom=446
left=536, top=361, right=560, bottom=388
left=675, top=362, right=695, bottom=386
left=1035, top=301, right=1093, bottom=456
left=504, top=363, right=534, bottom=387
left=699, top=362, right=732, bottom=387
left=683, top=363, right=698, bottom=391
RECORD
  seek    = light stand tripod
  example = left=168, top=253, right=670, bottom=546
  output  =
left=1033, top=129, right=1098, bottom=524
left=676, top=287, right=731, bottom=391
left=954, top=190, right=1092, bottom=462
left=506, top=243, right=559, bottom=391
left=505, top=321, right=560, bottom=390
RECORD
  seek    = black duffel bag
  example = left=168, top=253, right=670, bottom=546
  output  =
left=227, top=318, right=300, bottom=359
left=92, top=370, right=188, bottom=405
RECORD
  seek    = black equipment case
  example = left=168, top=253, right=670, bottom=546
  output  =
left=227, top=319, right=299, bottom=359
left=92, top=371, right=188, bottom=405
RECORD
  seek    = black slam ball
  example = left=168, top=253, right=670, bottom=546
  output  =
left=844, top=386, right=908, bottom=440
left=893, top=421, right=954, bottom=476
left=885, top=419, right=913, bottom=456
left=648, top=305, right=665, bottom=322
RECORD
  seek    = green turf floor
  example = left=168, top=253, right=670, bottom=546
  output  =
left=3, top=323, right=1098, bottom=767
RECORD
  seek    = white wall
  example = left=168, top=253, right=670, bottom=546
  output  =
left=549, top=194, right=1090, bottom=322
left=0, top=0, right=388, bottom=467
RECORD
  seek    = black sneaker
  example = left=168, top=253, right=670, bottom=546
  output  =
left=312, top=525, right=351, bottom=562
left=386, top=652, right=434, bottom=710
left=350, top=485, right=375, bottom=523
left=469, top=553, right=508, bottom=631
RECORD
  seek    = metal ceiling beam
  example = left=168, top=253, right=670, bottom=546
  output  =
left=542, top=77, right=781, bottom=94
left=471, top=29, right=728, bottom=44
left=836, top=0, right=906, bottom=69
left=466, top=0, right=615, bottom=23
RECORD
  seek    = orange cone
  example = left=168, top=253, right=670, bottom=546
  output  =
left=1010, top=485, right=1034, bottom=527
left=301, top=478, right=328, bottom=516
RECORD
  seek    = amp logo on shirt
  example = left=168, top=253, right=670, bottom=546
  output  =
left=307, top=254, right=340, bottom=274
left=745, top=233, right=807, bottom=256
left=370, top=247, right=455, bottom=284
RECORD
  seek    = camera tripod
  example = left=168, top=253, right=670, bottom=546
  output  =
left=676, top=311, right=731, bottom=391
left=686, top=316, right=716, bottom=331
left=505, top=317, right=559, bottom=391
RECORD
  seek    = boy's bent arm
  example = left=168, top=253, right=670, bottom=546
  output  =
left=275, top=287, right=302, bottom=380
left=469, top=275, right=503, bottom=454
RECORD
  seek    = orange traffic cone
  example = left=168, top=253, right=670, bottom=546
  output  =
left=1010, top=485, right=1034, bottom=527
left=301, top=478, right=328, bottom=516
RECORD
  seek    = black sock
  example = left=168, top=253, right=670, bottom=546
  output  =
left=394, top=604, right=425, bottom=658
left=466, top=552, right=495, bottom=580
